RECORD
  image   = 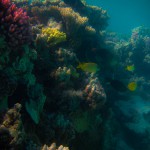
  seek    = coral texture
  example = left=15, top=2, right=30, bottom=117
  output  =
left=41, top=27, right=66, bottom=46
left=0, top=103, right=24, bottom=149
left=0, top=0, right=31, bottom=47
left=84, top=74, right=106, bottom=109
left=41, top=143, right=69, bottom=150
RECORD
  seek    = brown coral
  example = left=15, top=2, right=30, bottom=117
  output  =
left=83, top=74, right=106, bottom=109
left=0, top=103, right=24, bottom=148
left=41, top=143, right=69, bottom=150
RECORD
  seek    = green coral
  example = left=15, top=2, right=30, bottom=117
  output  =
left=12, top=45, right=34, bottom=73
left=42, top=27, right=67, bottom=46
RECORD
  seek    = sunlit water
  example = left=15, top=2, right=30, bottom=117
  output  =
left=86, top=0, right=150, bottom=34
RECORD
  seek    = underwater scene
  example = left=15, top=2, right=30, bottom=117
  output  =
left=0, top=0, right=150, bottom=149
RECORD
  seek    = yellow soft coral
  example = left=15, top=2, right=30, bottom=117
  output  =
left=42, top=27, right=66, bottom=46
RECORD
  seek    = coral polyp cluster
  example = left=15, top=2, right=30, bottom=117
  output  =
left=0, top=0, right=31, bottom=47
left=41, top=27, right=66, bottom=46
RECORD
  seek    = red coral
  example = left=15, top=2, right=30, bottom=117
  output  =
left=0, top=0, right=31, bottom=47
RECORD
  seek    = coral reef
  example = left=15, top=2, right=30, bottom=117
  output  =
left=0, top=0, right=109, bottom=148
left=0, top=0, right=31, bottom=47
left=0, top=103, right=24, bottom=149
left=0, top=0, right=125, bottom=149
left=41, top=27, right=66, bottom=46
left=2, top=0, right=150, bottom=150
left=41, top=143, right=69, bottom=150
left=83, top=74, right=106, bottom=109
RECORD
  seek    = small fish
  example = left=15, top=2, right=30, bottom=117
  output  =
left=127, top=82, right=137, bottom=91
left=126, top=65, right=135, bottom=72
left=77, top=62, right=99, bottom=73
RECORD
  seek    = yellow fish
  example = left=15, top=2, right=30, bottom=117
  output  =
left=126, top=65, right=135, bottom=72
left=127, top=82, right=137, bottom=91
left=77, top=62, right=99, bottom=73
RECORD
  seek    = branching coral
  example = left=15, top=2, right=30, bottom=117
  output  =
left=0, top=0, right=31, bottom=47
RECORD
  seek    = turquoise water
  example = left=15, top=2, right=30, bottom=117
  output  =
left=87, top=0, right=150, bottom=34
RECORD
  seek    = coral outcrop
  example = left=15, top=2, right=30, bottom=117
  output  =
left=41, top=143, right=69, bottom=150
left=84, top=74, right=106, bottom=109
left=0, top=103, right=24, bottom=149
left=41, top=27, right=66, bottom=46
left=1, top=0, right=141, bottom=149
left=0, top=0, right=31, bottom=47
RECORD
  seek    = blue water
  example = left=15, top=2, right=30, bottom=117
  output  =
left=86, top=0, right=150, bottom=34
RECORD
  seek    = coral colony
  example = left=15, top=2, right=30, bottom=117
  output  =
left=0, top=0, right=31, bottom=47
left=0, top=0, right=150, bottom=150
